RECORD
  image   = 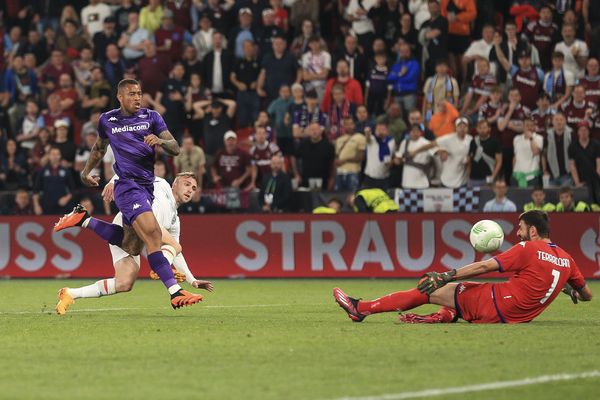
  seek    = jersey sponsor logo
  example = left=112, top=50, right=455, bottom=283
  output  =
left=515, top=74, right=536, bottom=87
left=133, top=203, right=141, bottom=210
left=111, top=122, right=151, bottom=134
left=533, top=35, right=551, bottom=42
left=537, top=250, right=570, bottom=268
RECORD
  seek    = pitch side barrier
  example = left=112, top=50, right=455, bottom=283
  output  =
left=0, top=214, right=598, bottom=278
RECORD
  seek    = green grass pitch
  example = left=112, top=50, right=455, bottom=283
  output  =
left=1, top=279, right=599, bottom=400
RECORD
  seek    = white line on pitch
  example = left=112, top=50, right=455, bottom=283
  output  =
left=0, top=303, right=325, bottom=315
left=334, top=370, right=600, bottom=400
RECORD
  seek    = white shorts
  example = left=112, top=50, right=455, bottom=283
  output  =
left=109, top=212, right=142, bottom=267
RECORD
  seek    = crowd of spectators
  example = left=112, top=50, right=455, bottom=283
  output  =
left=0, top=0, right=599, bottom=215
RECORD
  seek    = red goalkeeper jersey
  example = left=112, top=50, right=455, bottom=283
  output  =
left=492, top=240, right=586, bottom=323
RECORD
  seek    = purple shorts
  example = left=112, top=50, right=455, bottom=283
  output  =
left=114, top=179, right=154, bottom=225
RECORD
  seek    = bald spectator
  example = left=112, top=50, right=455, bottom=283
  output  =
left=292, top=122, right=335, bottom=190
left=155, top=9, right=187, bottom=62
left=555, top=23, right=589, bottom=80
left=118, top=12, right=151, bottom=65
left=259, top=154, right=292, bottom=213
left=52, top=73, right=79, bottom=122
left=138, top=42, right=172, bottom=97
left=174, top=136, right=206, bottom=188
left=40, top=50, right=75, bottom=97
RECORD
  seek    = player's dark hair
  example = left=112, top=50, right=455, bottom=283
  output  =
left=518, top=210, right=550, bottom=238
left=531, top=186, right=544, bottom=193
left=117, top=79, right=140, bottom=93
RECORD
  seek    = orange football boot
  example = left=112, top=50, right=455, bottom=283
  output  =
left=170, top=290, right=203, bottom=309
left=54, top=204, right=89, bottom=232
left=56, top=288, right=74, bottom=315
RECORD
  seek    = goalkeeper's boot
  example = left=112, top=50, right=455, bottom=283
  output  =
left=170, top=290, right=203, bottom=309
left=399, top=307, right=458, bottom=324
left=333, top=287, right=366, bottom=322
left=150, top=267, right=186, bottom=282
left=56, top=288, right=74, bottom=315
left=54, top=204, right=89, bottom=232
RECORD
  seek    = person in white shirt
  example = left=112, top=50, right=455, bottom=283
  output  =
left=408, top=0, right=431, bottom=30
left=410, top=117, right=473, bottom=188
left=364, top=122, right=395, bottom=189
left=483, top=177, right=517, bottom=212
left=512, top=117, right=544, bottom=188
left=81, top=0, right=112, bottom=39
left=554, top=23, right=589, bottom=80
left=192, top=14, right=219, bottom=61
left=301, top=36, right=331, bottom=102
left=56, top=173, right=213, bottom=315
left=345, top=0, right=376, bottom=51
left=394, top=124, right=433, bottom=189
left=462, top=24, right=496, bottom=80
left=118, top=12, right=152, bottom=62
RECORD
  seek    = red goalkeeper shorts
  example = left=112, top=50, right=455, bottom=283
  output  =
left=454, top=282, right=502, bottom=324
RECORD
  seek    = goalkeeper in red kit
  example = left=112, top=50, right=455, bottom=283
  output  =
left=334, top=211, right=593, bottom=324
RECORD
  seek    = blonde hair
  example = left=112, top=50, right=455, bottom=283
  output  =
left=174, top=171, right=198, bottom=185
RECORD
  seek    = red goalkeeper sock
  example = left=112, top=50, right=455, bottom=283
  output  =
left=357, top=288, right=428, bottom=315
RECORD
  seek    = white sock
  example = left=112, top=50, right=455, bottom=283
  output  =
left=168, top=284, right=182, bottom=295
left=81, top=217, right=91, bottom=228
left=161, top=244, right=177, bottom=265
left=68, top=279, right=116, bottom=299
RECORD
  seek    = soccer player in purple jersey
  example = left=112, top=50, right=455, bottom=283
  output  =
left=54, top=79, right=203, bottom=310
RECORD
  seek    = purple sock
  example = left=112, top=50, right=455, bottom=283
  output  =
left=147, top=251, right=177, bottom=289
left=87, top=218, right=124, bottom=246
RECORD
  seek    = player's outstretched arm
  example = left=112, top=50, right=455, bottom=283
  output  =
left=81, top=136, right=110, bottom=186
left=418, top=259, right=500, bottom=295
left=144, top=130, right=180, bottom=156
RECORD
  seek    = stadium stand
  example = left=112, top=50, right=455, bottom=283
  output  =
left=0, top=0, right=599, bottom=215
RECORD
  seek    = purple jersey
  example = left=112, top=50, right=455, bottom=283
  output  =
left=98, top=108, right=168, bottom=185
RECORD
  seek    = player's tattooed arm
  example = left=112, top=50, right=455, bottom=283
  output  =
left=81, top=136, right=110, bottom=187
left=145, top=130, right=180, bottom=156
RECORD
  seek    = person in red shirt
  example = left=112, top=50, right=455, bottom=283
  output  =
left=138, top=41, right=172, bottom=97
left=212, top=131, right=254, bottom=190
left=52, top=73, right=79, bottom=123
left=334, top=210, right=592, bottom=324
left=580, top=58, right=600, bottom=104
left=154, top=9, right=186, bottom=62
left=40, top=50, right=75, bottom=98
left=321, top=59, right=363, bottom=112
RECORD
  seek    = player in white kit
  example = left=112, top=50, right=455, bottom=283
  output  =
left=56, top=172, right=213, bottom=315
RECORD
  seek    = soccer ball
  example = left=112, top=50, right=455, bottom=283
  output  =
left=469, top=220, right=504, bottom=253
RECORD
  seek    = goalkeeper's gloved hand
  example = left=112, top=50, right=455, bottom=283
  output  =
left=149, top=268, right=186, bottom=283
left=417, top=269, right=457, bottom=295
left=562, top=283, right=578, bottom=304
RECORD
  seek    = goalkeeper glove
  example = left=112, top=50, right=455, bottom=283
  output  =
left=562, top=283, right=578, bottom=304
left=417, top=269, right=457, bottom=295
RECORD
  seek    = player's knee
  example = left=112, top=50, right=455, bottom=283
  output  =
left=115, top=277, right=135, bottom=292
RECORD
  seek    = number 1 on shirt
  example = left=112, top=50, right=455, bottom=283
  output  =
left=540, top=269, right=560, bottom=304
